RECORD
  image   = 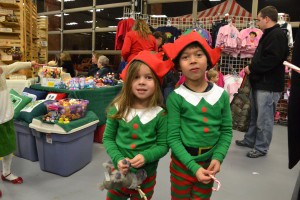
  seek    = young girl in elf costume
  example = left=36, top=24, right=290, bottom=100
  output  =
left=162, top=31, right=232, bottom=199
left=103, top=50, right=174, bottom=200
left=0, top=61, right=37, bottom=198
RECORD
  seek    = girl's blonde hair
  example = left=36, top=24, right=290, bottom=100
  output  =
left=109, top=61, right=164, bottom=119
left=60, top=52, right=72, bottom=62
left=132, top=19, right=152, bottom=39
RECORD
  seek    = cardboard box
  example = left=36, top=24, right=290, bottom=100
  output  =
left=0, top=27, right=13, bottom=32
left=0, top=9, right=14, bottom=16
left=1, top=54, right=13, bottom=61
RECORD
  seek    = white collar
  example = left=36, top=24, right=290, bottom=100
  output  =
left=174, top=84, right=224, bottom=106
left=116, top=105, right=163, bottom=124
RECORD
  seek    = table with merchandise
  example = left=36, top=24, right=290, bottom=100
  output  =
left=30, top=84, right=122, bottom=125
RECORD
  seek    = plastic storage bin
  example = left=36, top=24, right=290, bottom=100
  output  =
left=14, top=120, right=38, bottom=162
left=29, top=118, right=99, bottom=177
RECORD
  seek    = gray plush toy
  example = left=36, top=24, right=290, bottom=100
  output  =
left=99, top=159, right=147, bottom=191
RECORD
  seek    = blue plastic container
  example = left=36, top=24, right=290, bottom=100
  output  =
left=14, top=120, right=38, bottom=162
left=31, top=122, right=97, bottom=177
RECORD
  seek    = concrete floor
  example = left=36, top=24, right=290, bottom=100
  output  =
left=0, top=125, right=299, bottom=200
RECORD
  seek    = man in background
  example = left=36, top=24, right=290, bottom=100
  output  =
left=235, top=6, right=289, bottom=158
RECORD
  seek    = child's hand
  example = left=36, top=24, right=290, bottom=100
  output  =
left=31, top=61, right=38, bottom=67
left=207, top=159, right=221, bottom=175
left=195, top=167, right=213, bottom=184
left=117, top=158, right=130, bottom=174
left=130, top=154, right=145, bottom=168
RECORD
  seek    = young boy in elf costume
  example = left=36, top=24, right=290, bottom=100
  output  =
left=103, top=50, right=174, bottom=200
left=163, top=31, right=232, bottom=199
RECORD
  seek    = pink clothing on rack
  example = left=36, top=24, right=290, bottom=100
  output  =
left=216, top=71, right=224, bottom=88
left=238, top=28, right=263, bottom=58
left=223, top=74, right=243, bottom=102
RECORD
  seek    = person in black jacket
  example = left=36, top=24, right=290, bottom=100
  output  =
left=95, top=55, right=112, bottom=78
left=287, top=29, right=300, bottom=200
left=60, top=52, right=76, bottom=77
left=236, top=6, right=289, bottom=158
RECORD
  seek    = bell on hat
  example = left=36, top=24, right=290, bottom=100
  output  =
left=120, top=51, right=174, bottom=84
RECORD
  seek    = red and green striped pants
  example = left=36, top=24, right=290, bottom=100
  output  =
left=170, top=156, right=213, bottom=200
left=106, top=173, right=156, bottom=200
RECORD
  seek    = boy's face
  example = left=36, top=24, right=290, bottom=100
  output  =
left=179, top=46, right=208, bottom=82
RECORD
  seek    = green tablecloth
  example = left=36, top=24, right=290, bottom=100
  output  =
left=30, top=84, right=122, bottom=125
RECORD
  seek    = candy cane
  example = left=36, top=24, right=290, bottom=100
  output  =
left=209, top=174, right=221, bottom=191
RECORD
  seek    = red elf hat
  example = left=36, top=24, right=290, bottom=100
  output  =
left=162, top=31, right=221, bottom=67
left=120, top=51, right=174, bottom=84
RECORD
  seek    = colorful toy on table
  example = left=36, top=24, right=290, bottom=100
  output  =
left=69, top=78, right=80, bottom=90
left=85, top=78, right=95, bottom=89
left=58, top=115, right=70, bottom=124
left=94, top=73, right=118, bottom=88
left=79, top=77, right=85, bottom=89
left=54, top=81, right=67, bottom=89
left=42, top=104, right=60, bottom=123
left=99, top=159, right=148, bottom=199
left=42, top=67, right=62, bottom=79
left=43, top=99, right=89, bottom=123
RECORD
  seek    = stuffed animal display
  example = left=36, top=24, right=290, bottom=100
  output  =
left=99, top=159, right=148, bottom=199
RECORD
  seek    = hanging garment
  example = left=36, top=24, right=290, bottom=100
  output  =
left=279, top=22, right=293, bottom=47
left=215, top=24, right=240, bottom=57
left=114, top=18, right=135, bottom=50
left=212, top=19, right=228, bottom=47
left=155, top=26, right=181, bottom=43
left=184, top=28, right=212, bottom=46
left=238, top=28, right=263, bottom=58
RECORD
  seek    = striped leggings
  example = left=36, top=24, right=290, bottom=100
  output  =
left=170, top=157, right=213, bottom=200
left=106, top=173, right=156, bottom=200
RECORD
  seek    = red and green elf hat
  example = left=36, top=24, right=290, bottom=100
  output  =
left=120, top=50, right=174, bottom=84
left=162, top=30, right=221, bottom=67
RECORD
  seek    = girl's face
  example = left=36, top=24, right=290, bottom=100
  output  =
left=131, top=63, right=155, bottom=104
left=179, top=46, right=208, bottom=83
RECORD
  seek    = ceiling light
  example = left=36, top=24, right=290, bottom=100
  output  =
left=84, top=21, right=96, bottom=23
left=89, top=9, right=104, bottom=12
left=115, top=17, right=128, bottom=20
left=66, top=22, right=78, bottom=25
left=57, top=0, right=75, bottom=2
left=151, top=15, right=167, bottom=18
left=54, top=13, right=69, bottom=17
left=209, top=0, right=221, bottom=1
left=108, top=26, right=117, bottom=28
